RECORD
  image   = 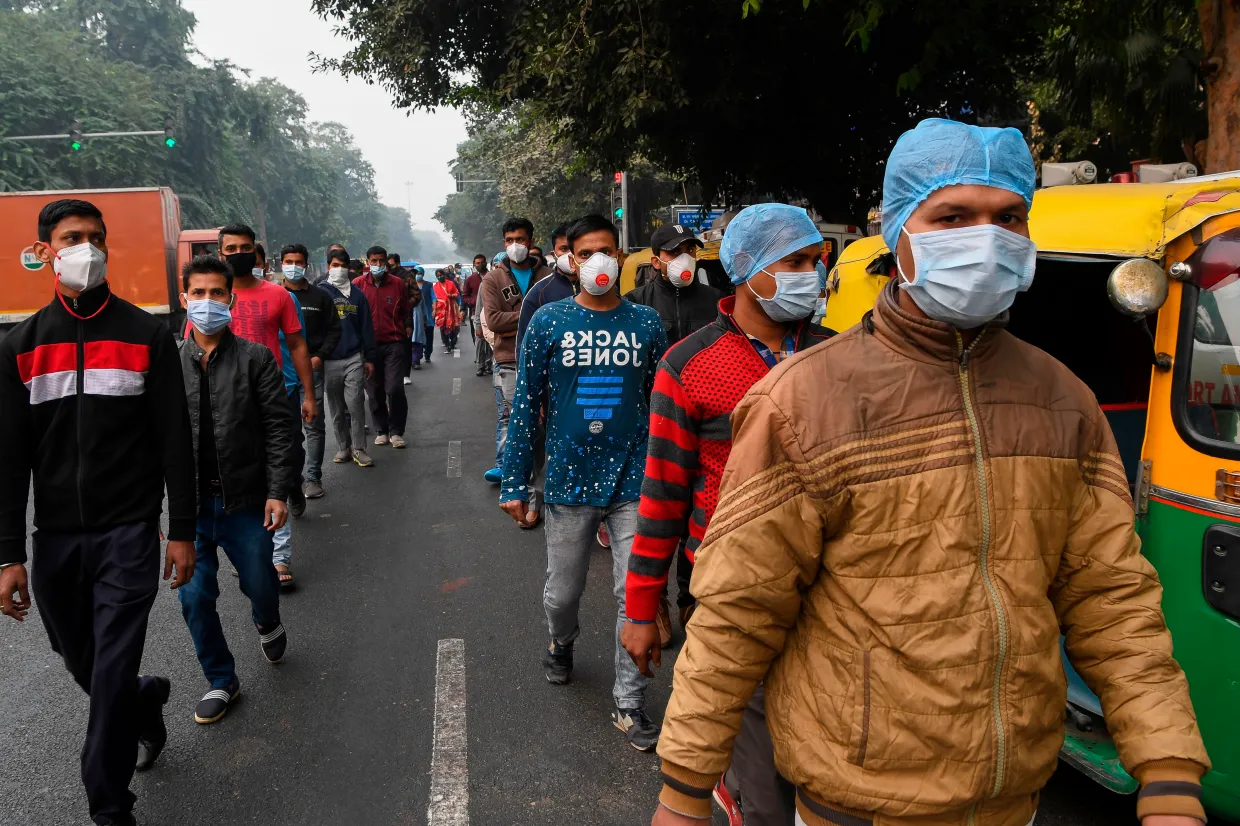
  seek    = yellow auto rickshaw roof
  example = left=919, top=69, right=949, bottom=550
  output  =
left=1029, top=175, right=1240, bottom=258
left=620, top=247, right=653, bottom=295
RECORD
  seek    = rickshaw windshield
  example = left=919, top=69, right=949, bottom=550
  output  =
left=1176, top=227, right=1240, bottom=457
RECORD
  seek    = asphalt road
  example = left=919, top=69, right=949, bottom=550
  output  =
left=0, top=342, right=1150, bottom=826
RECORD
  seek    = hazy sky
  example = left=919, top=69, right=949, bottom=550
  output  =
left=181, top=0, right=466, bottom=242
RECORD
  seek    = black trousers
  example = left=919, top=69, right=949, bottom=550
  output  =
left=366, top=341, right=409, bottom=436
left=728, top=685, right=796, bottom=826
left=286, top=388, right=306, bottom=493
left=32, top=523, right=164, bottom=825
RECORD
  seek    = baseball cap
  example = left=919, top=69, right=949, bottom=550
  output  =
left=650, top=223, right=704, bottom=253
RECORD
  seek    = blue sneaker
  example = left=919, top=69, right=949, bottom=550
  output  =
left=483, top=467, right=502, bottom=484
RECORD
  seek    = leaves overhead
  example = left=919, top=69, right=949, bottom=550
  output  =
left=1, top=0, right=428, bottom=260
left=313, top=0, right=1048, bottom=220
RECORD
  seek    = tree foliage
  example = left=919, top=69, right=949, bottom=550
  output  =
left=313, top=0, right=1047, bottom=221
left=1028, top=0, right=1206, bottom=174
left=0, top=0, right=413, bottom=260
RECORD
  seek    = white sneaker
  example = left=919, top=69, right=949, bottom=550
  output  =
left=403, top=377, right=412, bottom=385
left=390, top=434, right=407, bottom=449
left=375, top=434, right=389, bottom=446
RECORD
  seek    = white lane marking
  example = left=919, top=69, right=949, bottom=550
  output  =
left=428, top=638, right=469, bottom=826
left=446, top=441, right=462, bottom=478
left=453, top=347, right=461, bottom=359
left=452, top=378, right=461, bottom=395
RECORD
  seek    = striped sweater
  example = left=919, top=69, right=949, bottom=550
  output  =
left=625, top=296, right=832, bottom=622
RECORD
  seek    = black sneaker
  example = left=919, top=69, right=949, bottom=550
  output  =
left=543, top=638, right=574, bottom=685
left=612, top=705, right=661, bottom=752
left=135, top=676, right=171, bottom=771
left=194, top=680, right=240, bottom=725
left=288, top=488, right=306, bottom=519
left=258, top=623, right=287, bottom=664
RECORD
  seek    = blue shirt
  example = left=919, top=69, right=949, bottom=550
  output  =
left=511, top=265, right=534, bottom=296
left=517, top=270, right=577, bottom=352
left=500, top=299, right=668, bottom=507
left=279, top=292, right=306, bottom=393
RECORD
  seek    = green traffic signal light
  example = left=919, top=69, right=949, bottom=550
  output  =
left=165, top=137, right=176, bottom=148
left=70, top=140, right=82, bottom=151
left=614, top=207, right=624, bottom=218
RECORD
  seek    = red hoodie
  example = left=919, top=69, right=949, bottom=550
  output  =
left=352, top=273, right=410, bottom=344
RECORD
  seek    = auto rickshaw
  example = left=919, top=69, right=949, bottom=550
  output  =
left=824, top=174, right=1240, bottom=821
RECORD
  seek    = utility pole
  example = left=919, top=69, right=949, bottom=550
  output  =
left=404, top=181, right=415, bottom=219
left=620, top=171, right=630, bottom=251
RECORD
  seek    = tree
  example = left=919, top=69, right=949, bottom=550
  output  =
left=312, top=0, right=1048, bottom=220
left=1199, top=0, right=1240, bottom=173
left=1026, top=0, right=1206, bottom=176
left=1, top=0, right=412, bottom=258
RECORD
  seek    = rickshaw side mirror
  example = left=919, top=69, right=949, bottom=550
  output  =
left=1107, top=258, right=1169, bottom=317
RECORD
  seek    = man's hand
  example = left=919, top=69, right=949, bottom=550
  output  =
left=364, top=362, right=374, bottom=379
left=310, top=355, right=323, bottom=371
left=500, top=499, right=532, bottom=526
left=301, top=396, right=318, bottom=423
left=163, top=540, right=195, bottom=590
left=0, top=565, right=31, bottom=622
left=265, top=499, right=289, bottom=531
left=1142, top=816, right=1205, bottom=826
left=651, top=804, right=710, bottom=825
left=622, top=620, right=663, bottom=677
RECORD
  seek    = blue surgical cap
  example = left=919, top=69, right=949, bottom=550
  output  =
left=880, top=118, right=1035, bottom=253
left=492, top=251, right=507, bottom=265
left=720, top=204, right=823, bottom=285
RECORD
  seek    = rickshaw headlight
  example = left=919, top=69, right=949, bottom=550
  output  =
left=1107, top=258, right=1169, bottom=317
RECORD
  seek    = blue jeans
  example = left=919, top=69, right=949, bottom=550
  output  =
left=543, top=500, right=647, bottom=708
left=493, top=364, right=516, bottom=468
left=180, top=496, right=282, bottom=688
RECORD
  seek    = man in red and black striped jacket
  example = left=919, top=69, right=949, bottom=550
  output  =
left=624, top=203, right=833, bottom=825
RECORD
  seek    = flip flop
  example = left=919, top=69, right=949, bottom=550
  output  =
left=275, top=564, right=295, bottom=590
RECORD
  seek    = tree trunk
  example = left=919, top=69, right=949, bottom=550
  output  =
left=1200, top=0, right=1240, bottom=173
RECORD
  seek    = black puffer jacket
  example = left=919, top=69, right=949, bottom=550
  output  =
left=178, top=329, right=294, bottom=511
left=625, top=276, right=723, bottom=346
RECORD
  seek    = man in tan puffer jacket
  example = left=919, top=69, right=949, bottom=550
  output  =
left=652, top=118, right=1210, bottom=826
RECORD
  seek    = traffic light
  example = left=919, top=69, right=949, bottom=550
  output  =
left=614, top=206, right=624, bottom=219
left=69, top=119, right=82, bottom=151
left=454, top=171, right=464, bottom=193
left=163, top=118, right=176, bottom=148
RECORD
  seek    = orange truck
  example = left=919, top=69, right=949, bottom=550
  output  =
left=0, top=187, right=218, bottom=332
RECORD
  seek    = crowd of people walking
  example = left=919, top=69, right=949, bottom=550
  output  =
left=0, top=116, right=1213, bottom=826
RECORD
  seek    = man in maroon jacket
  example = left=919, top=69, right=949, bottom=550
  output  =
left=353, top=245, right=412, bottom=449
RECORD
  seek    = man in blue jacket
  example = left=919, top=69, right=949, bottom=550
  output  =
left=320, top=248, right=377, bottom=467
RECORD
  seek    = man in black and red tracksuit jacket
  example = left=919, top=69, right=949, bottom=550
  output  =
left=0, top=199, right=196, bottom=826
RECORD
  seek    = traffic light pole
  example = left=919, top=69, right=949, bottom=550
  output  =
left=620, top=171, right=630, bottom=251
left=1, top=130, right=165, bottom=142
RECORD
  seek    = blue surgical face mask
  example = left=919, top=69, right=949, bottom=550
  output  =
left=746, top=268, right=820, bottom=322
left=369, top=265, right=385, bottom=277
left=812, top=297, right=827, bottom=323
left=897, top=223, right=1036, bottom=329
left=282, top=264, right=306, bottom=282
left=186, top=298, right=232, bottom=335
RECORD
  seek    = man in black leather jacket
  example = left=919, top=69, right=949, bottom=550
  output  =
left=174, top=255, right=295, bottom=726
left=625, top=223, right=723, bottom=347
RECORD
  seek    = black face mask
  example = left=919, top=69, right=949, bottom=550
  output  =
left=475, top=263, right=486, bottom=273
left=225, top=251, right=258, bottom=277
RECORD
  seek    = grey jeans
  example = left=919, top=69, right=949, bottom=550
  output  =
left=543, top=500, right=647, bottom=709
left=325, top=352, right=366, bottom=453
left=301, top=368, right=326, bottom=482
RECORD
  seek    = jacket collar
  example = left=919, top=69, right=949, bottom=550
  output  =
left=713, top=295, right=825, bottom=349
left=182, top=327, right=235, bottom=363
left=868, top=277, right=1007, bottom=365
left=53, top=281, right=112, bottom=319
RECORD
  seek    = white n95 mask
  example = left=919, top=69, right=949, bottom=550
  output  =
left=578, top=253, right=619, bottom=296
left=54, top=242, right=108, bottom=292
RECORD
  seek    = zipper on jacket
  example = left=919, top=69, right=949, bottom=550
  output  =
left=75, top=320, right=86, bottom=526
left=853, top=649, right=872, bottom=767
left=954, top=329, right=1010, bottom=799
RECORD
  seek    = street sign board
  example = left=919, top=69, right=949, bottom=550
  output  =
left=672, top=206, right=725, bottom=233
